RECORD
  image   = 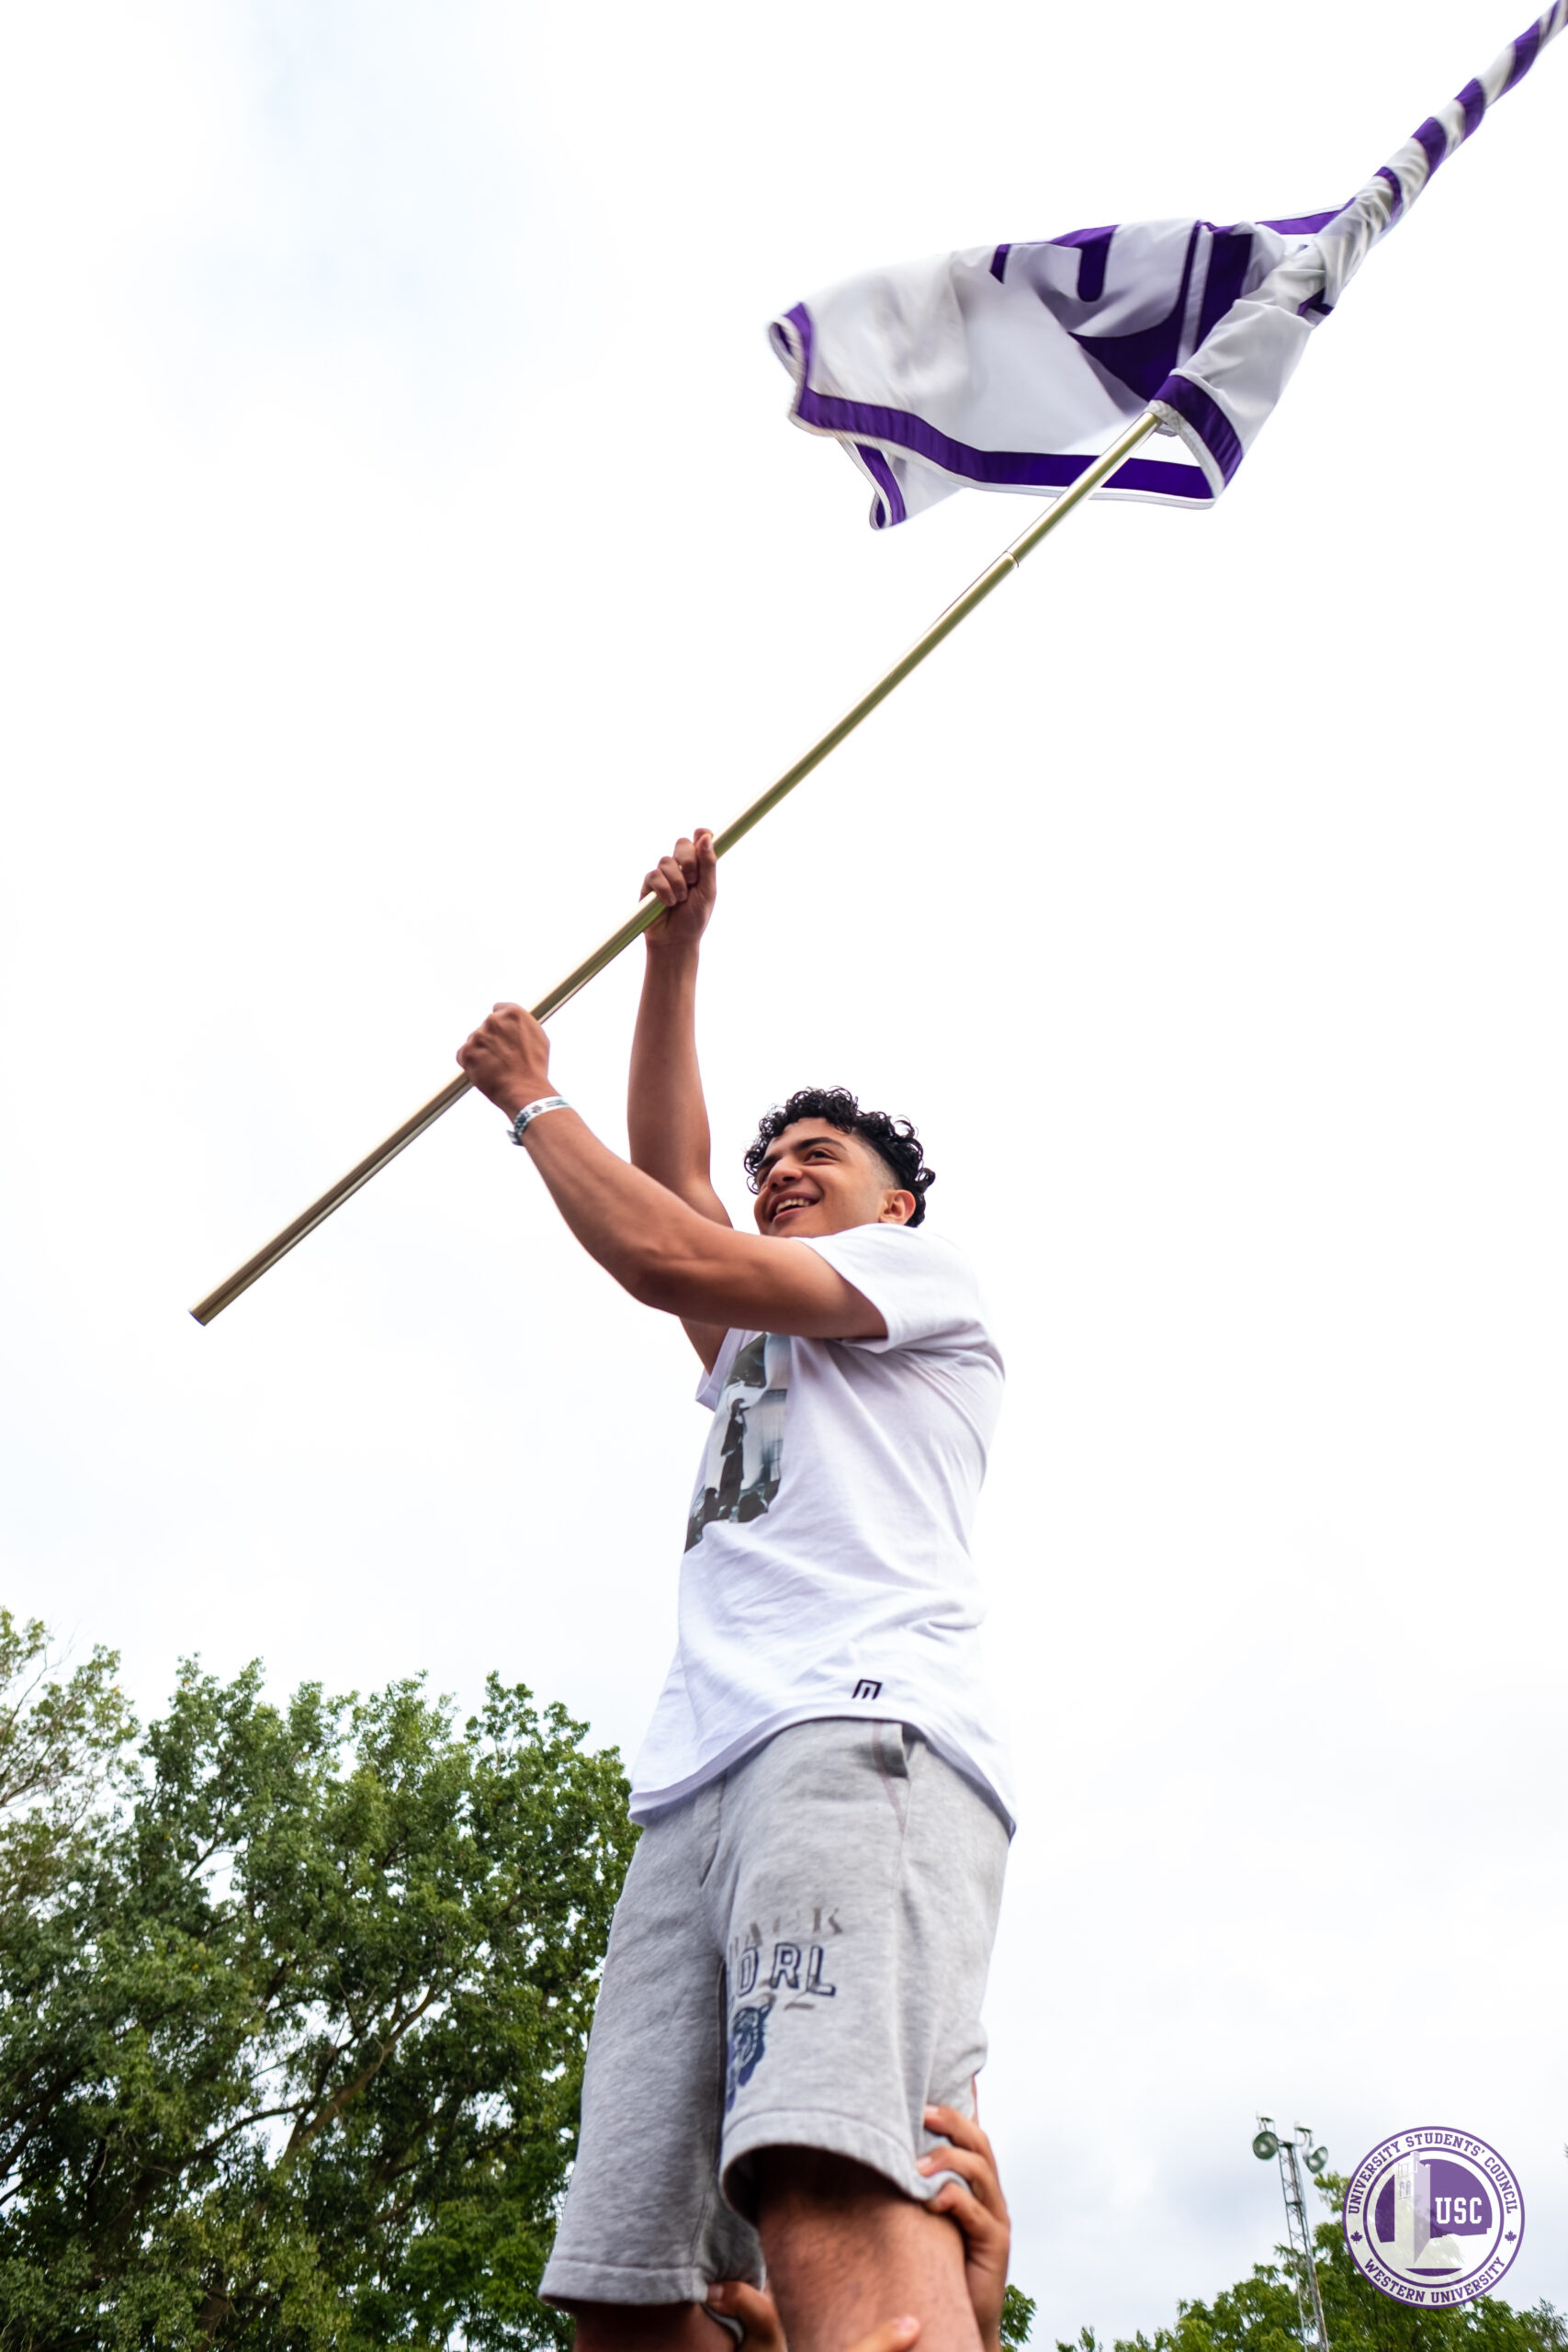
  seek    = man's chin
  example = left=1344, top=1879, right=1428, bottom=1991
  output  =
left=767, top=1208, right=858, bottom=1239
left=765, top=1210, right=818, bottom=1238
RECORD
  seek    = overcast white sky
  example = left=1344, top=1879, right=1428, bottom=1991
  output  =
left=2, top=0, right=1564, bottom=2335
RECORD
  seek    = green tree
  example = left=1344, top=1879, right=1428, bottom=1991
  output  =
left=0, top=1647, right=637, bottom=2351
left=0, top=1606, right=132, bottom=1905
left=1003, top=2285, right=1038, bottom=2347
left=1100, top=2179, right=1564, bottom=2352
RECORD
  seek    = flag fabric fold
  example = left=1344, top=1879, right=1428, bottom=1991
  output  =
left=770, top=3, right=1565, bottom=526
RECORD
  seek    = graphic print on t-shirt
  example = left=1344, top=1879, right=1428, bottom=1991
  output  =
left=684, top=1331, right=791, bottom=1552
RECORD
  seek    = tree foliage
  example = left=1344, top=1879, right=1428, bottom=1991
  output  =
left=1089, top=2180, right=1565, bottom=2352
left=0, top=1642, right=637, bottom=2350
left=1004, top=2285, right=1039, bottom=2347
left=0, top=1607, right=132, bottom=1907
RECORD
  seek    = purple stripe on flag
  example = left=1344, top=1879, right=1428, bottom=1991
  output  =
left=856, top=443, right=907, bottom=528
left=1156, top=373, right=1243, bottom=485
left=1050, top=224, right=1116, bottom=302
left=1505, top=20, right=1541, bottom=88
left=1457, top=76, right=1487, bottom=137
left=1089, top=455, right=1212, bottom=500
left=990, top=244, right=1010, bottom=283
left=1071, top=223, right=1200, bottom=401
left=1258, top=208, right=1344, bottom=234
left=779, top=297, right=1213, bottom=514
left=1413, top=115, right=1450, bottom=175
left=1376, top=164, right=1404, bottom=219
left=798, top=382, right=1212, bottom=499
left=1196, top=229, right=1257, bottom=346
left=773, top=308, right=808, bottom=369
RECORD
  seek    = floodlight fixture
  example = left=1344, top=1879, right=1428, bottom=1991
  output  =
left=1253, top=2129, right=1280, bottom=2161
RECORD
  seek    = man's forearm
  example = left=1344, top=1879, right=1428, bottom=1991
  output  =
left=525, top=1104, right=710, bottom=1296
left=520, top=1108, right=882, bottom=1340
left=627, top=943, right=721, bottom=1211
left=455, top=998, right=883, bottom=1340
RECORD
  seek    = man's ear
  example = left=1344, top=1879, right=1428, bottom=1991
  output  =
left=879, top=1191, right=918, bottom=1227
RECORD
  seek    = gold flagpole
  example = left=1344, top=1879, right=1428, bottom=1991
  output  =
left=191, top=407, right=1163, bottom=1325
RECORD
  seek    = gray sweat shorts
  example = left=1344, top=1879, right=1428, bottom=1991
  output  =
left=540, top=1717, right=1010, bottom=2308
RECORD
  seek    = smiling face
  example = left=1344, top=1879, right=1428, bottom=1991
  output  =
left=750, top=1118, right=917, bottom=1239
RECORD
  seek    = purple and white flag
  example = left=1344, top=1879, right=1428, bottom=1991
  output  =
left=771, top=4, right=1564, bottom=526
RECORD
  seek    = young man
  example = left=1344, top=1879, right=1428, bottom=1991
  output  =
left=457, top=831, right=1014, bottom=2352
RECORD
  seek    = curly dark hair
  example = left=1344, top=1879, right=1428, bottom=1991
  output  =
left=742, top=1086, right=935, bottom=1227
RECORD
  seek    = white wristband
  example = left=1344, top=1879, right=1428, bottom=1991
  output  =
left=510, top=1095, right=570, bottom=1145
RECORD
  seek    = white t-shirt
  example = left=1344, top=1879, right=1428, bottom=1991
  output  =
left=629, top=1223, right=1015, bottom=1832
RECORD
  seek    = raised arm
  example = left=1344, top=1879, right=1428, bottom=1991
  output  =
left=628, top=830, right=729, bottom=1229
left=456, top=1003, right=890, bottom=1372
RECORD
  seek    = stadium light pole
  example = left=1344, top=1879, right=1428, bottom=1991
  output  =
left=1252, top=2117, right=1331, bottom=2352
